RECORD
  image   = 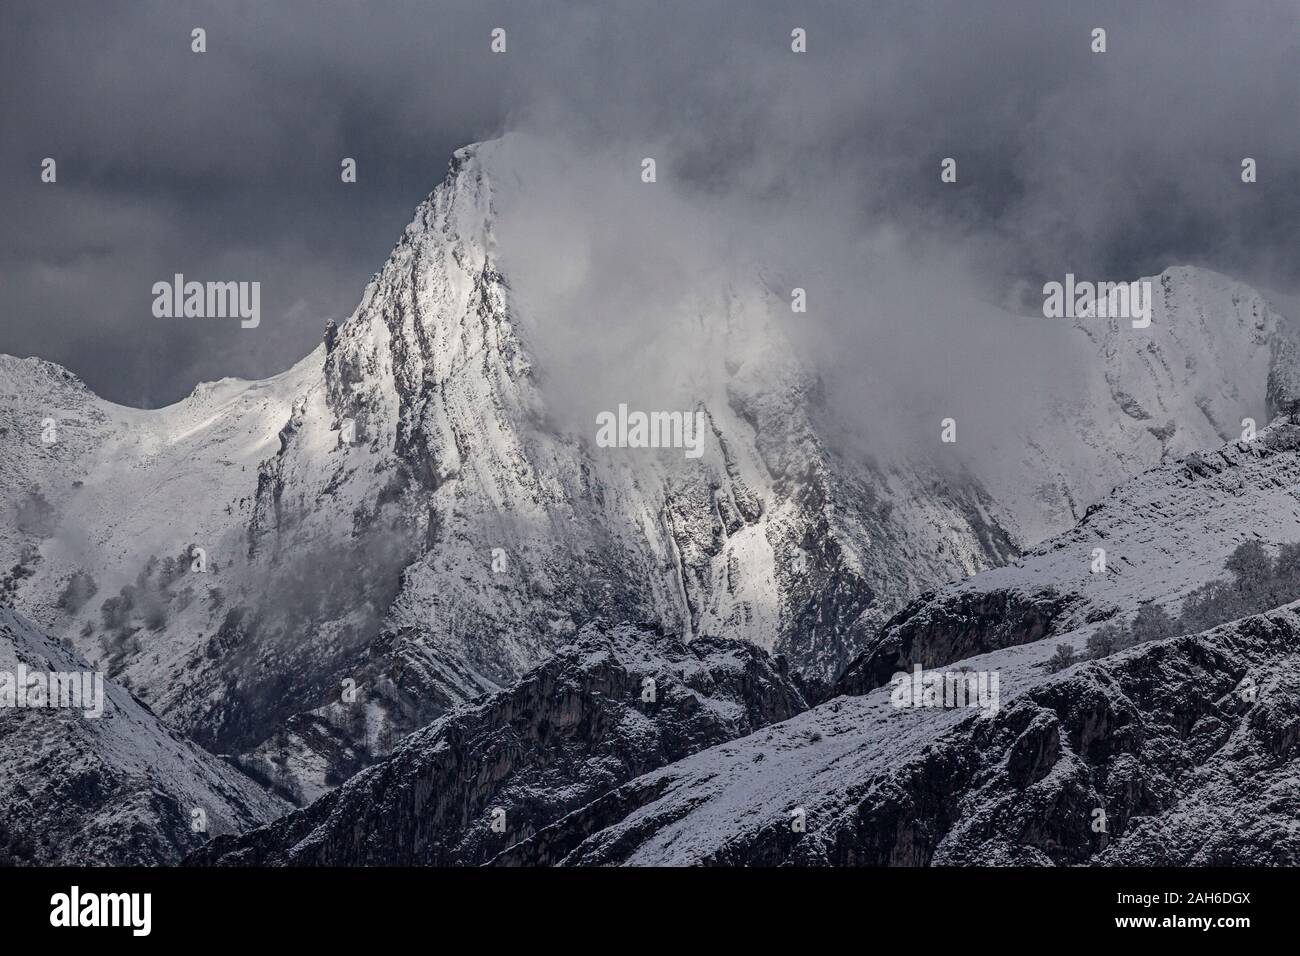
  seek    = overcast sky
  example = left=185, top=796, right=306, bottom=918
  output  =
left=1, top=0, right=1296, bottom=407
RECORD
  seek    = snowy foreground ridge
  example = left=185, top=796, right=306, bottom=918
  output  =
left=2, top=139, right=1298, bottom=864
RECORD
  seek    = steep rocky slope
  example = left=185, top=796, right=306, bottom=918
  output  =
left=188, top=622, right=807, bottom=865
left=0, top=608, right=288, bottom=866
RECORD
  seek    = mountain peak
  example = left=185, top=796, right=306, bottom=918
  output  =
left=3, top=143, right=1294, bottom=806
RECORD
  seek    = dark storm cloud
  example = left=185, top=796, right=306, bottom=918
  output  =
left=0, top=0, right=512, bottom=405
left=0, top=0, right=1295, bottom=406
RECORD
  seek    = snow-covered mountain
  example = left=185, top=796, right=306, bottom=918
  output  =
left=2, top=136, right=1294, bottom=801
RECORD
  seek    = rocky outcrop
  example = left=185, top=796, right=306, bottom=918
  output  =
left=188, top=622, right=808, bottom=866
left=229, top=625, right=503, bottom=806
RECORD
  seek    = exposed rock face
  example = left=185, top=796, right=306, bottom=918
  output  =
left=188, top=622, right=808, bottom=866
left=834, top=587, right=1073, bottom=697
left=0, top=609, right=288, bottom=866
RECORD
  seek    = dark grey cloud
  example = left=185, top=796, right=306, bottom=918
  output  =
left=1, top=0, right=1296, bottom=406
